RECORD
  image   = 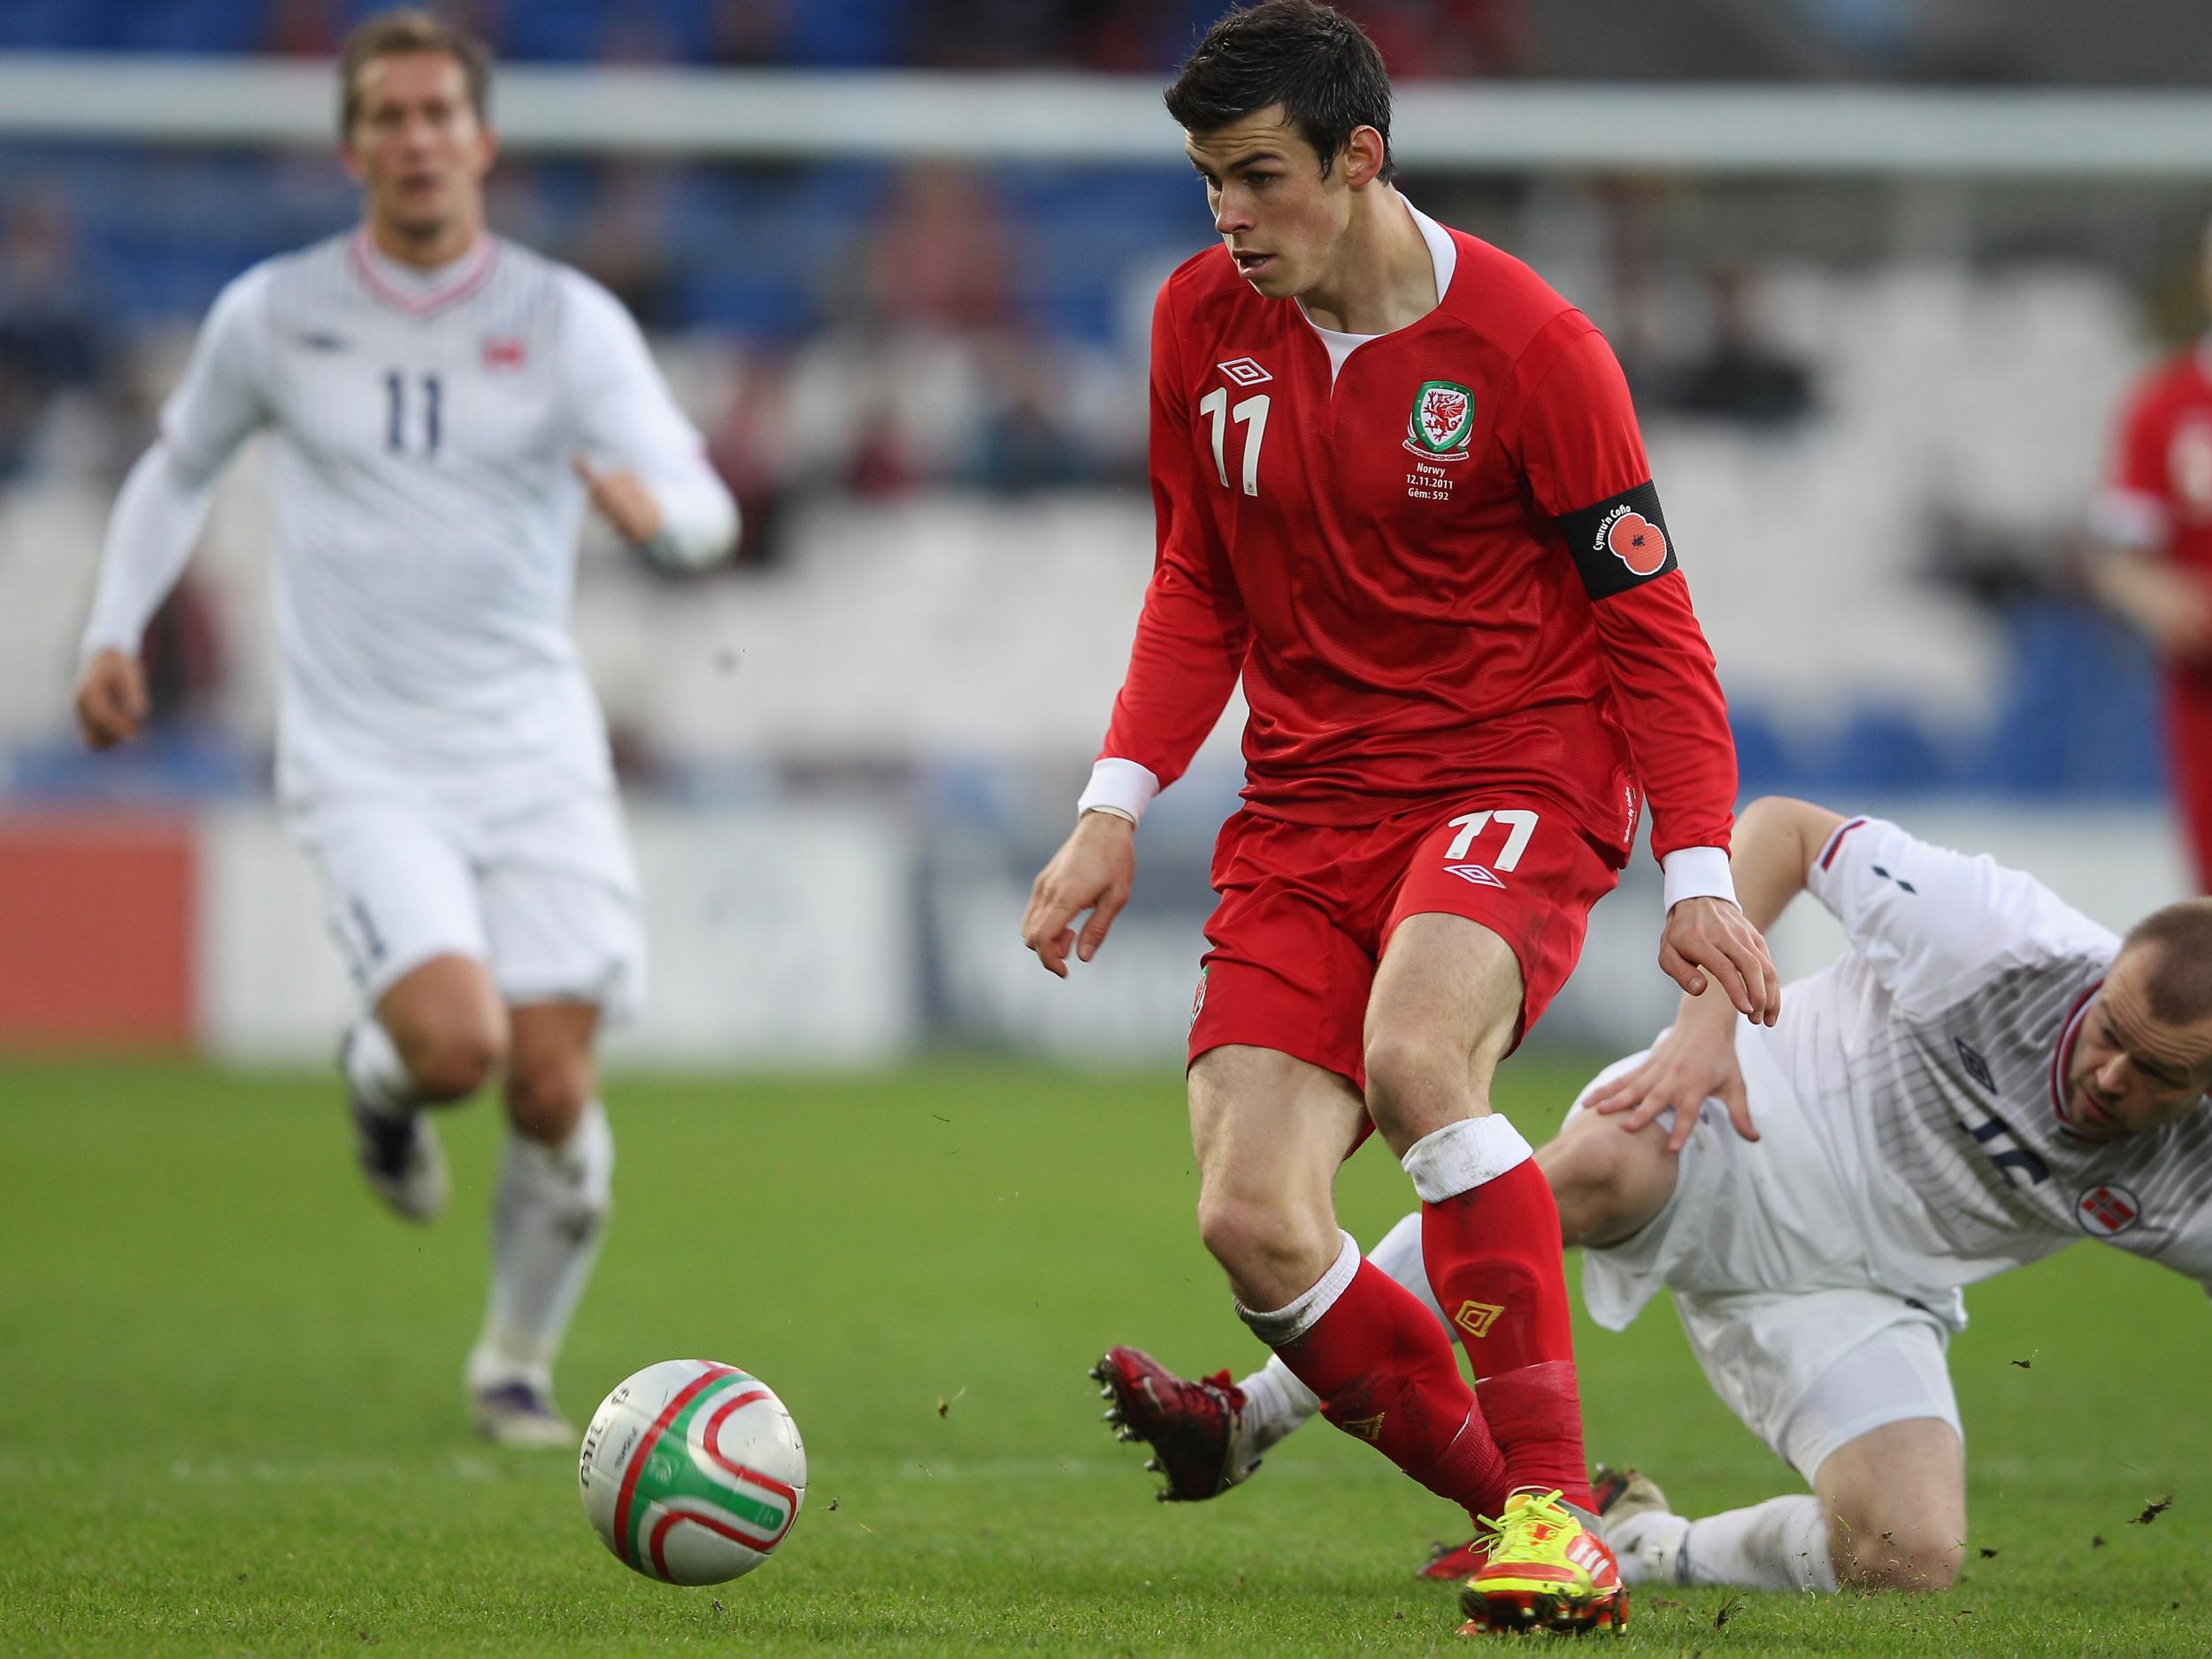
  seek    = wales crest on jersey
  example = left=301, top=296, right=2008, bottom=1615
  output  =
left=1404, top=380, right=1476, bottom=461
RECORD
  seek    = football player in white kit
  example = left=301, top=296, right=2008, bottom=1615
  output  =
left=71, top=11, right=737, bottom=1445
left=1097, top=795, right=2212, bottom=1594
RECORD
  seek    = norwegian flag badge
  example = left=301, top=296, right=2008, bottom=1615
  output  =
left=2075, top=1183, right=2141, bottom=1236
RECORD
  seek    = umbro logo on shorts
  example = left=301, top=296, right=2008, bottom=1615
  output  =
left=1444, top=863, right=1506, bottom=889
left=1217, top=357, right=1271, bottom=387
left=1340, top=1412, right=1386, bottom=1442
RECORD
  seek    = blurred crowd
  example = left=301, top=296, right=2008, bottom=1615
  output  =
left=10, top=0, right=2209, bottom=83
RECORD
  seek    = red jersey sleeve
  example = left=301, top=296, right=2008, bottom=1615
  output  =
left=2094, top=376, right=2174, bottom=549
left=1095, top=283, right=1251, bottom=789
left=1509, top=322, right=1737, bottom=861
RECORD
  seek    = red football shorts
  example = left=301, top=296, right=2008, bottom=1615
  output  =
left=1187, top=795, right=1626, bottom=1090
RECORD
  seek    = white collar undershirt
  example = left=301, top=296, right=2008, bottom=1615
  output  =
left=360, top=237, right=481, bottom=293
left=1300, top=197, right=1457, bottom=384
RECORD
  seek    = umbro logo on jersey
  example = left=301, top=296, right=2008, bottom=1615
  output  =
left=482, top=335, right=528, bottom=372
left=1954, top=1037, right=1996, bottom=1094
left=293, top=330, right=350, bottom=353
left=2076, top=1183, right=2142, bottom=1236
left=1444, top=863, right=1506, bottom=889
left=1217, top=357, right=1271, bottom=387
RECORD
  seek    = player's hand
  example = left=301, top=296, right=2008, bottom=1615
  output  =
left=1586, top=1002, right=1755, bottom=1149
left=1659, top=895, right=1779, bottom=1025
left=574, top=456, right=664, bottom=546
left=73, top=649, right=149, bottom=749
left=1021, top=811, right=1136, bottom=978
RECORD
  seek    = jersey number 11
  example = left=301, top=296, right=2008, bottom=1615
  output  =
left=384, top=371, right=443, bottom=457
left=1198, top=388, right=1268, bottom=496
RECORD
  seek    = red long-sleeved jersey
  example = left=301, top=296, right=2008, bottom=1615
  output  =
left=1099, top=223, right=1736, bottom=863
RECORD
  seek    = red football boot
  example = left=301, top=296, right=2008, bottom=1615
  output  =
left=1419, top=1536, right=1489, bottom=1581
left=1455, top=1489, right=1627, bottom=1638
left=1089, top=1346, right=1258, bottom=1502
left=1422, top=1466, right=1638, bottom=1581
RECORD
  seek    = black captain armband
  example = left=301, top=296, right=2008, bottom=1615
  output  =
left=1555, top=480, right=1678, bottom=600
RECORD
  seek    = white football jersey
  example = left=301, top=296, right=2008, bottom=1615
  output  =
left=82, top=230, right=733, bottom=807
left=1756, top=817, right=2212, bottom=1316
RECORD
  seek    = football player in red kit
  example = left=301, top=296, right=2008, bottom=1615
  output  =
left=2087, top=220, right=2212, bottom=894
left=1020, top=1, right=1778, bottom=1636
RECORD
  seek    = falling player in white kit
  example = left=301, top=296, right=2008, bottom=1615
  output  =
left=1100, top=794, right=2212, bottom=1593
left=71, top=11, right=736, bottom=1446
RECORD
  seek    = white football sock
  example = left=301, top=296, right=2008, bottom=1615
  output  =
left=1368, top=1208, right=1448, bottom=1327
left=1233, top=1230, right=1362, bottom=1347
left=1234, top=1356, right=1317, bottom=1455
left=1641, top=1494, right=1836, bottom=1593
left=343, top=1017, right=424, bottom=1116
left=1400, top=1115, right=1532, bottom=1203
left=468, top=1102, right=614, bottom=1396
left=1234, top=1210, right=1445, bottom=1452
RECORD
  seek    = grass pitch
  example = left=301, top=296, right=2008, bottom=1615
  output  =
left=1, top=1054, right=2206, bottom=1657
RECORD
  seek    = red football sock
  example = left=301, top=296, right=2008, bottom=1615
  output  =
left=1421, top=1156, right=1592, bottom=1509
left=1271, top=1258, right=1510, bottom=1523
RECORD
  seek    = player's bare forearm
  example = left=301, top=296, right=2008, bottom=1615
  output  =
left=1732, top=795, right=1845, bottom=933
left=1604, top=799, right=1842, bottom=1136
left=1653, top=795, right=1835, bottom=1025
left=1021, top=811, right=1137, bottom=979
left=2085, top=542, right=2212, bottom=660
left=573, top=457, right=664, bottom=546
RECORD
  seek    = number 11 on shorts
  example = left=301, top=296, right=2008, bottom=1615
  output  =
left=1444, top=808, right=1539, bottom=871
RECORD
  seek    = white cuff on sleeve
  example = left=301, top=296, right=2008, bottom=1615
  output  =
left=1076, top=757, right=1161, bottom=827
left=2087, top=488, right=2168, bottom=550
left=1662, top=845, right=1738, bottom=913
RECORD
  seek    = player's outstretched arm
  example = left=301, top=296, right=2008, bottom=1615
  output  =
left=1594, top=795, right=1843, bottom=1142
left=73, top=648, right=150, bottom=749
left=1021, top=811, right=1136, bottom=979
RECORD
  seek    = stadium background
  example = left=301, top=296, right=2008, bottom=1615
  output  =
left=0, top=0, right=2206, bottom=1067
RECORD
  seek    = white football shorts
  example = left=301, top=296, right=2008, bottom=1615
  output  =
left=290, top=788, right=645, bottom=1023
left=1571, top=1041, right=1963, bottom=1485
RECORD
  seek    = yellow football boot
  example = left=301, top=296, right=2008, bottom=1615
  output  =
left=1455, top=1488, right=1627, bottom=1637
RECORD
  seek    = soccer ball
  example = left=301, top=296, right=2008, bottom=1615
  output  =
left=578, top=1359, right=807, bottom=1586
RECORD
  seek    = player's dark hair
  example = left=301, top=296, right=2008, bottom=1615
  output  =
left=1165, top=0, right=1394, bottom=182
left=2122, top=899, right=2212, bottom=1029
left=339, top=8, right=493, bottom=137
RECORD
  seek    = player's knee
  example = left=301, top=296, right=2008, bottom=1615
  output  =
left=400, top=1022, right=505, bottom=1102
left=504, top=1057, right=591, bottom=1145
left=1839, top=1542, right=1960, bottom=1594
left=1361, top=1030, right=1464, bottom=1135
left=1538, top=1125, right=1632, bottom=1244
left=1194, top=1190, right=1328, bottom=1298
left=1831, top=1506, right=1962, bottom=1594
